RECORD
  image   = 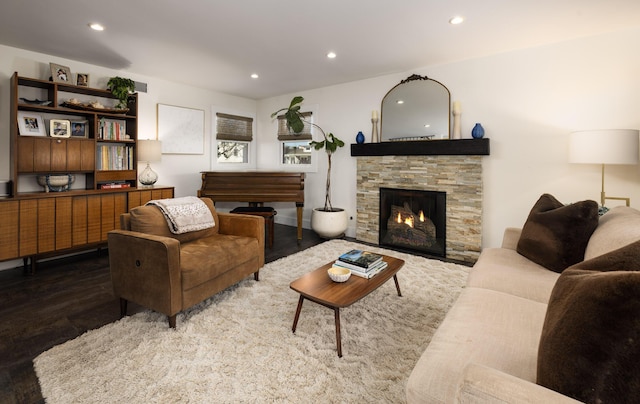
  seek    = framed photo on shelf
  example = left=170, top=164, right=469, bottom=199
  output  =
left=70, top=120, right=88, bottom=138
left=50, top=119, right=71, bottom=138
left=76, top=73, right=89, bottom=87
left=50, top=63, right=72, bottom=83
left=17, top=111, right=46, bottom=137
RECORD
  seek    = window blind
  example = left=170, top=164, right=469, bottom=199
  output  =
left=277, top=111, right=313, bottom=141
left=216, top=113, right=253, bottom=141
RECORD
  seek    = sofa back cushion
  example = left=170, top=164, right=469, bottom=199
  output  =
left=584, top=206, right=640, bottom=260
left=128, top=197, right=219, bottom=243
left=537, top=240, right=640, bottom=403
left=516, top=193, right=598, bottom=273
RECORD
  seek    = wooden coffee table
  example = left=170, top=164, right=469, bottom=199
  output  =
left=290, top=254, right=405, bottom=357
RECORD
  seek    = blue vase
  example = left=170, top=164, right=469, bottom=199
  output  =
left=472, top=123, right=485, bottom=139
left=356, top=131, right=365, bottom=144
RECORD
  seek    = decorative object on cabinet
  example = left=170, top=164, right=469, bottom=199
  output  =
left=569, top=129, right=639, bottom=207
left=138, top=139, right=162, bottom=186
left=452, top=101, right=461, bottom=139
left=36, top=174, right=75, bottom=192
left=17, top=111, right=46, bottom=136
left=471, top=123, right=485, bottom=139
left=50, top=119, right=71, bottom=138
left=107, top=76, right=136, bottom=109
left=381, top=74, right=451, bottom=141
left=356, top=131, right=365, bottom=144
left=157, top=104, right=205, bottom=154
left=371, top=110, right=379, bottom=143
left=272, top=96, right=347, bottom=238
left=70, top=120, right=88, bottom=138
left=76, top=73, right=89, bottom=87
left=49, top=63, right=71, bottom=83
left=19, top=98, right=51, bottom=105
left=61, top=100, right=129, bottom=114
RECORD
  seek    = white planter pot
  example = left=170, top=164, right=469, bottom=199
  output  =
left=311, top=208, right=348, bottom=238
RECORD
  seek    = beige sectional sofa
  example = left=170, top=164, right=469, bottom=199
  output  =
left=406, top=204, right=640, bottom=403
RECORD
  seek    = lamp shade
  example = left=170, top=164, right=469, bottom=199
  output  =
left=138, top=139, right=162, bottom=162
left=569, top=129, right=639, bottom=165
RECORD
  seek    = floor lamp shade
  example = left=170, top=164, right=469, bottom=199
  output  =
left=569, top=129, right=639, bottom=206
left=137, top=140, right=162, bottom=186
left=569, top=129, right=639, bottom=165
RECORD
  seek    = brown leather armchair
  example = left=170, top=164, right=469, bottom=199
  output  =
left=107, top=197, right=264, bottom=328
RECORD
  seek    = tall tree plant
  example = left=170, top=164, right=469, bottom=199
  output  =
left=272, top=96, right=345, bottom=211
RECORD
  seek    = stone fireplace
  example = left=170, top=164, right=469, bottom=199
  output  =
left=353, top=139, right=489, bottom=264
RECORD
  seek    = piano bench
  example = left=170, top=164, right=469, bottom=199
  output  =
left=230, top=207, right=277, bottom=249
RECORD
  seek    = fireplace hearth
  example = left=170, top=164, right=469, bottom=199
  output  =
left=379, top=187, right=446, bottom=257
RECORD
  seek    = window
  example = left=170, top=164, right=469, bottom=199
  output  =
left=216, top=112, right=253, bottom=165
left=278, top=111, right=313, bottom=167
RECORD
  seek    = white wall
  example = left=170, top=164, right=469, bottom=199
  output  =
left=257, top=26, right=640, bottom=248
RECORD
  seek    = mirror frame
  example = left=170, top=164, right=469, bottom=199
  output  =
left=380, top=74, right=451, bottom=141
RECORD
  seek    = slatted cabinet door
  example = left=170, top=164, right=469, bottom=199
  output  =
left=55, top=197, right=73, bottom=250
left=0, top=201, right=19, bottom=261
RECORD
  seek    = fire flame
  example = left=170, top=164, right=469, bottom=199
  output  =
left=404, top=217, right=414, bottom=227
left=419, top=210, right=425, bottom=222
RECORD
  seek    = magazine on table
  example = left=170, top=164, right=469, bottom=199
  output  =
left=337, top=249, right=383, bottom=268
left=333, top=261, right=388, bottom=279
left=333, top=259, right=387, bottom=273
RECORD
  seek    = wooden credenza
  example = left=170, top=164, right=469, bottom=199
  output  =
left=0, top=186, right=173, bottom=272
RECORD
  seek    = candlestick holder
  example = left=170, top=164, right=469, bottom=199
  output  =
left=452, top=109, right=461, bottom=139
left=371, top=117, right=379, bottom=143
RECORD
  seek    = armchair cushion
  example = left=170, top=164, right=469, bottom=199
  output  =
left=516, top=193, right=598, bottom=273
left=129, top=198, right=219, bottom=243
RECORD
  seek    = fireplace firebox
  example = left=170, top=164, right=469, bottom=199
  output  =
left=379, top=188, right=446, bottom=257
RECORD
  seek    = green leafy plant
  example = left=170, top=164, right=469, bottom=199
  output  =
left=272, top=96, right=345, bottom=211
left=107, top=76, right=135, bottom=109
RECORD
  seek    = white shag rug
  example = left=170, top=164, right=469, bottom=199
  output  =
left=34, top=240, right=469, bottom=403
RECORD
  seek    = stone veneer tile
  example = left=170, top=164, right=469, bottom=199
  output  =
left=356, top=155, right=483, bottom=264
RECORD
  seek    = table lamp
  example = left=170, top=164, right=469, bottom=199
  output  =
left=137, top=139, right=162, bottom=186
left=569, top=129, right=639, bottom=206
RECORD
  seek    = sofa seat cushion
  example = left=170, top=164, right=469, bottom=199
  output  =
left=516, top=194, right=598, bottom=273
left=467, top=247, right=560, bottom=303
left=180, top=234, right=259, bottom=290
left=585, top=206, right=640, bottom=260
left=406, top=287, right=548, bottom=403
left=537, top=240, right=640, bottom=403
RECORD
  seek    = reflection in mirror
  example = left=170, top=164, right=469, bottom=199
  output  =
left=381, top=75, right=451, bottom=141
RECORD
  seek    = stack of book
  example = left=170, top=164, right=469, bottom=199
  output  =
left=333, top=249, right=387, bottom=279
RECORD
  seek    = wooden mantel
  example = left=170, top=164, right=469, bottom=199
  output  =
left=350, top=138, right=490, bottom=157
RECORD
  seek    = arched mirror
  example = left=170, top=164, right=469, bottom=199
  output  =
left=381, top=74, right=451, bottom=141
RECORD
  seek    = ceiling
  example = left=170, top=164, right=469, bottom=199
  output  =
left=1, top=0, right=639, bottom=100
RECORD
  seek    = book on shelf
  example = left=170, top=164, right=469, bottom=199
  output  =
left=337, top=249, right=384, bottom=268
left=99, top=118, right=127, bottom=141
left=100, top=182, right=131, bottom=189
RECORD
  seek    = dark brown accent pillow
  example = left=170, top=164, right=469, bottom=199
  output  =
left=537, top=240, right=640, bottom=403
left=516, top=194, right=598, bottom=272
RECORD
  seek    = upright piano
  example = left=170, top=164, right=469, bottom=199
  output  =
left=198, top=171, right=305, bottom=241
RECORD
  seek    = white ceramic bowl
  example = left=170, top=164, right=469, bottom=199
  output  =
left=328, top=266, right=351, bottom=283
left=37, top=174, right=75, bottom=192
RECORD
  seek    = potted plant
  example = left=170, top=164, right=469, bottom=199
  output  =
left=272, top=96, right=347, bottom=238
left=107, top=76, right=136, bottom=109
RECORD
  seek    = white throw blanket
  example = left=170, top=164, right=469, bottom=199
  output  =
left=146, top=196, right=214, bottom=234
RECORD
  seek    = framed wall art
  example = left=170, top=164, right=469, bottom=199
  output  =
left=76, top=73, right=89, bottom=87
left=70, top=120, right=88, bottom=138
left=17, top=111, right=46, bottom=136
left=50, top=63, right=72, bottom=83
left=50, top=119, right=71, bottom=138
left=157, top=103, right=204, bottom=154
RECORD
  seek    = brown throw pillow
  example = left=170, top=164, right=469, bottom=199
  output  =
left=516, top=193, right=598, bottom=272
left=537, top=240, right=640, bottom=403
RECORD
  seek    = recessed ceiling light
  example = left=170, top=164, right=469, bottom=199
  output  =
left=396, top=100, right=404, bottom=104
left=327, top=52, right=337, bottom=59
left=89, top=23, right=105, bottom=31
left=250, top=73, right=259, bottom=79
left=449, top=16, right=464, bottom=25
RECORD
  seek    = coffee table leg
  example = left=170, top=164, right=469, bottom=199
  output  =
left=334, top=308, right=342, bottom=358
left=393, top=274, right=402, bottom=297
left=292, top=295, right=304, bottom=333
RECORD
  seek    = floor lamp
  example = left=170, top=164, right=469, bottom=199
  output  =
left=138, top=139, right=162, bottom=186
left=569, top=129, right=639, bottom=206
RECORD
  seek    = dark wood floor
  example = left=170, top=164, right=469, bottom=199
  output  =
left=0, top=224, right=325, bottom=404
